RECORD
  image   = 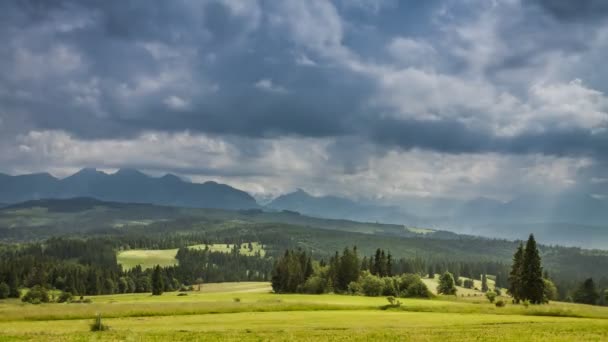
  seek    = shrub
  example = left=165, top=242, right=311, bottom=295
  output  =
left=495, top=288, right=502, bottom=296
left=463, top=279, right=475, bottom=289
left=360, top=273, right=384, bottom=296
left=177, top=293, right=188, bottom=297
left=21, top=285, right=50, bottom=304
left=382, top=277, right=398, bottom=296
left=0, top=282, right=9, bottom=299
left=485, top=290, right=497, bottom=303
left=522, top=300, right=530, bottom=308
left=57, top=291, right=73, bottom=303
left=495, top=300, right=506, bottom=307
left=300, top=276, right=328, bottom=294
left=90, top=314, right=109, bottom=332
left=233, top=297, right=241, bottom=303
left=386, top=296, right=401, bottom=307
left=405, top=279, right=432, bottom=298
left=347, top=281, right=362, bottom=295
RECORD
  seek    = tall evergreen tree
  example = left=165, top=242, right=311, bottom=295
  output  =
left=521, top=234, right=544, bottom=304
left=481, top=273, right=489, bottom=292
left=387, top=252, right=393, bottom=277
left=151, top=265, right=164, bottom=296
left=573, top=278, right=599, bottom=305
left=508, top=243, right=524, bottom=303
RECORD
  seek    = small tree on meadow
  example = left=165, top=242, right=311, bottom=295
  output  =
left=481, top=274, right=489, bottom=292
left=437, top=272, right=457, bottom=295
left=485, top=290, right=497, bottom=303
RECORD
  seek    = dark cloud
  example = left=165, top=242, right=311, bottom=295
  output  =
left=1, top=0, right=608, bottom=168
left=530, top=0, right=608, bottom=22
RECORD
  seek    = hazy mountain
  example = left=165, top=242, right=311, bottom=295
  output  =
left=268, top=189, right=418, bottom=224
left=0, top=169, right=258, bottom=210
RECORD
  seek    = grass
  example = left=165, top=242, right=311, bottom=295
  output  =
left=0, top=282, right=606, bottom=341
left=117, top=243, right=266, bottom=270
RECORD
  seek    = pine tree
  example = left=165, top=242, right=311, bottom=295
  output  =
left=573, top=278, right=599, bottom=305
left=481, top=273, right=489, bottom=292
left=521, top=234, right=544, bottom=304
left=151, top=265, right=164, bottom=295
left=387, top=252, right=393, bottom=277
left=508, top=243, right=524, bottom=303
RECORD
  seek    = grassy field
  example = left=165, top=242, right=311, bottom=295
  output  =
left=117, top=243, right=265, bottom=270
left=0, top=282, right=606, bottom=341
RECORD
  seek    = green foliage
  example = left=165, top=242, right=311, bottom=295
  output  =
left=0, top=282, right=9, bottom=299
left=271, top=249, right=313, bottom=293
left=359, top=272, right=384, bottom=296
left=151, top=265, right=164, bottom=296
left=21, top=285, right=49, bottom=304
left=543, top=278, right=558, bottom=303
left=495, top=299, right=506, bottom=307
left=437, top=272, right=457, bottom=295
left=90, top=313, right=109, bottom=332
left=386, top=296, right=401, bottom=307
left=573, top=278, right=599, bottom=305
left=463, top=278, right=474, bottom=289
left=508, top=243, right=524, bottom=302
left=57, top=291, right=73, bottom=303
left=481, top=274, right=489, bottom=292
left=485, top=290, right=497, bottom=303
left=521, top=234, right=545, bottom=304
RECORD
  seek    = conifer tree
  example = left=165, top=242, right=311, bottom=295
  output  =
left=573, top=278, right=599, bottom=305
left=151, top=265, right=164, bottom=295
left=508, top=243, right=524, bottom=303
left=481, top=273, right=489, bottom=292
left=521, top=234, right=544, bottom=304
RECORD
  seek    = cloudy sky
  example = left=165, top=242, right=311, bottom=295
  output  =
left=1, top=0, right=608, bottom=202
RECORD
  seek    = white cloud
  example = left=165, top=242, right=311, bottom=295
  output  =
left=254, top=79, right=288, bottom=94
left=163, top=95, right=191, bottom=111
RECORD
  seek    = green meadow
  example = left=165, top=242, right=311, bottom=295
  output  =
left=0, top=282, right=606, bottom=341
left=117, top=242, right=265, bottom=270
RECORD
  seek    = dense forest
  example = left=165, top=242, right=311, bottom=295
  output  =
left=1, top=234, right=605, bottom=305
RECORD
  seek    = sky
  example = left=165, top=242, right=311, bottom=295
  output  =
left=1, top=0, right=608, bottom=203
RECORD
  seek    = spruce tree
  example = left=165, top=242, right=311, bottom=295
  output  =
left=151, top=265, right=164, bottom=296
left=481, top=274, right=488, bottom=292
left=508, top=243, right=524, bottom=303
left=573, top=278, right=599, bottom=305
left=521, top=234, right=544, bottom=304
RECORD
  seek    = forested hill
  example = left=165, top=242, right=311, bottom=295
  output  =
left=0, top=169, right=258, bottom=210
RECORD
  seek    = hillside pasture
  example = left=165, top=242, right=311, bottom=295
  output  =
left=0, top=282, right=606, bottom=341
left=117, top=242, right=266, bottom=270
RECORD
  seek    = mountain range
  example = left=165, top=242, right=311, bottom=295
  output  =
left=1, top=168, right=608, bottom=248
left=0, top=168, right=258, bottom=210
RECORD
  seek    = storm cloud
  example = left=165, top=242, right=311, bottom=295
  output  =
left=1, top=0, right=608, bottom=201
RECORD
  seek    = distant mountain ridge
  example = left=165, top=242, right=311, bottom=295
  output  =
left=268, top=189, right=418, bottom=224
left=0, top=168, right=258, bottom=210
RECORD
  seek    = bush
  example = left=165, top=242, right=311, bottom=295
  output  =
left=485, top=290, right=497, bottom=303
left=0, top=282, right=9, bottom=299
left=405, top=279, right=432, bottom=298
left=21, top=285, right=49, bottom=304
left=233, top=297, right=241, bottom=303
left=495, top=299, right=506, bottom=307
left=57, top=291, right=73, bottom=303
left=90, top=314, right=109, bottom=332
left=360, top=273, right=384, bottom=296
left=495, top=288, right=502, bottom=296
left=177, top=293, right=188, bottom=296
left=300, top=276, right=328, bottom=294
left=347, top=281, right=362, bottom=295
left=382, top=277, right=398, bottom=296
left=386, top=296, right=401, bottom=307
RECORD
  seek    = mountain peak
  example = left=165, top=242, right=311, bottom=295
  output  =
left=114, top=168, right=148, bottom=178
